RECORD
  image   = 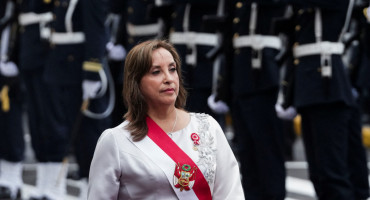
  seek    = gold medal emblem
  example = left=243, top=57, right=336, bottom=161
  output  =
left=173, top=163, right=197, bottom=191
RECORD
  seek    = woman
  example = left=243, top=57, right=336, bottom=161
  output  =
left=88, top=39, right=244, bottom=200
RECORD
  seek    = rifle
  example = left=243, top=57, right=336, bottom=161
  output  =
left=272, top=6, right=296, bottom=109
left=202, top=0, right=233, bottom=105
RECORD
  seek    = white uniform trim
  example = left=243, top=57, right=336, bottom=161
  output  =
left=65, top=0, right=79, bottom=33
left=50, top=32, right=85, bottom=44
left=126, top=22, right=161, bottom=36
left=169, top=32, right=218, bottom=47
left=18, top=12, right=53, bottom=26
left=293, top=42, right=344, bottom=58
left=233, top=35, right=282, bottom=50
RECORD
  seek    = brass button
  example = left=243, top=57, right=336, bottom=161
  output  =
left=169, top=27, right=175, bottom=33
left=128, top=37, right=134, bottom=44
left=293, top=42, right=299, bottom=48
left=235, top=49, right=240, bottom=55
left=233, top=33, right=239, bottom=38
left=294, top=59, right=300, bottom=65
left=281, top=80, right=288, bottom=86
left=43, top=0, right=51, bottom=4
left=236, top=2, right=243, bottom=8
left=298, top=9, right=304, bottom=15
left=233, top=17, right=240, bottom=24
left=54, top=0, right=60, bottom=7
left=171, top=12, right=177, bottom=18
left=67, top=55, right=74, bottom=62
left=128, top=7, right=133, bottom=14
left=295, top=25, right=301, bottom=31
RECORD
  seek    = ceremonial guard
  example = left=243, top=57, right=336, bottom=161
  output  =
left=168, top=0, right=224, bottom=122
left=357, top=1, right=370, bottom=116
left=276, top=0, right=370, bottom=199
left=106, top=0, right=167, bottom=126
left=123, top=0, right=167, bottom=49
left=344, top=1, right=370, bottom=198
left=211, top=1, right=287, bottom=199
left=24, top=0, right=112, bottom=199
left=0, top=0, right=23, bottom=199
left=18, top=0, right=70, bottom=199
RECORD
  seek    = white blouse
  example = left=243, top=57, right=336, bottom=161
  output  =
left=88, top=113, right=244, bottom=200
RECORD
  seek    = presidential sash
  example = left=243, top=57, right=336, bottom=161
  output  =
left=133, top=116, right=212, bottom=200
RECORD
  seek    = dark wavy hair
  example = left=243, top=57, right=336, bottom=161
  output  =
left=123, top=39, right=187, bottom=141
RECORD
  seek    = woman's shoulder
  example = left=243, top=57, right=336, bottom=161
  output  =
left=98, top=121, right=131, bottom=143
left=190, top=112, right=218, bottom=125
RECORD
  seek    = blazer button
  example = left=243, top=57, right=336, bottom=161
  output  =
left=68, top=55, right=74, bottom=62
left=128, top=7, right=133, bottom=14
left=236, top=2, right=243, bottom=8
left=295, top=25, right=301, bottom=31
left=233, top=17, right=240, bottom=24
left=294, top=59, right=300, bottom=65
left=171, top=12, right=177, bottom=18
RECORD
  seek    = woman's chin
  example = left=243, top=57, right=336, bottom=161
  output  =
left=160, top=98, right=177, bottom=106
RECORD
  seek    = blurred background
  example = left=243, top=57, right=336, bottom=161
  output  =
left=1, top=0, right=370, bottom=199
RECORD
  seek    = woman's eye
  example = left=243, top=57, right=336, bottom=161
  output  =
left=170, top=67, right=176, bottom=72
left=152, top=70, right=160, bottom=75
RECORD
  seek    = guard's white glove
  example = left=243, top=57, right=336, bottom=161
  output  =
left=0, top=61, right=19, bottom=77
left=207, top=93, right=229, bottom=114
left=82, top=80, right=102, bottom=100
left=275, top=104, right=297, bottom=120
left=106, top=42, right=126, bottom=61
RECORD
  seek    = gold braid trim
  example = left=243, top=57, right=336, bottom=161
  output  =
left=83, top=61, right=102, bottom=72
left=364, top=7, right=369, bottom=20
left=1, top=86, right=10, bottom=112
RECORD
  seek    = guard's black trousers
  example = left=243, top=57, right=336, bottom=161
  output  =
left=0, top=82, right=24, bottom=162
left=232, top=89, right=286, bottom=200
left=299, top=102, right=369, bottom=200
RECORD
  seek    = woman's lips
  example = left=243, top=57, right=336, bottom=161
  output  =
left=162, top=88, right=175, bottom=93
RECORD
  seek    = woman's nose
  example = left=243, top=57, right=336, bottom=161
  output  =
left=163, top=71, right=174, bottom=82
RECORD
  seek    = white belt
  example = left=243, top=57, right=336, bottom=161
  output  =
left=293, top=42, right=344, bottom=58
left=50, top=32, right=85, bottom=44
left=126, top=22, right=161, bottom=37
left=233, top=35, right=282, bottom=50
left=169, top=32, right=218, bottom=46
left=18, top=12, right=53, bottom=26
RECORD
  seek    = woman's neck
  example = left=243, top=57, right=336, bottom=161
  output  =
left=147, top=106, right=178, bottom=134
left=147, top=105, right=176, bottom=120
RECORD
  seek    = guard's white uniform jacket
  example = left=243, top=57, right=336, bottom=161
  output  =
left=88, top=113, right=244, bottom=200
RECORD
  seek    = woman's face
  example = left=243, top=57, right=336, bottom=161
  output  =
left=140, top=47, right=179, bottom=108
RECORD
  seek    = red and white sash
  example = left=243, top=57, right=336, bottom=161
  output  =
left=132, top=116, right=212, bottom=200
